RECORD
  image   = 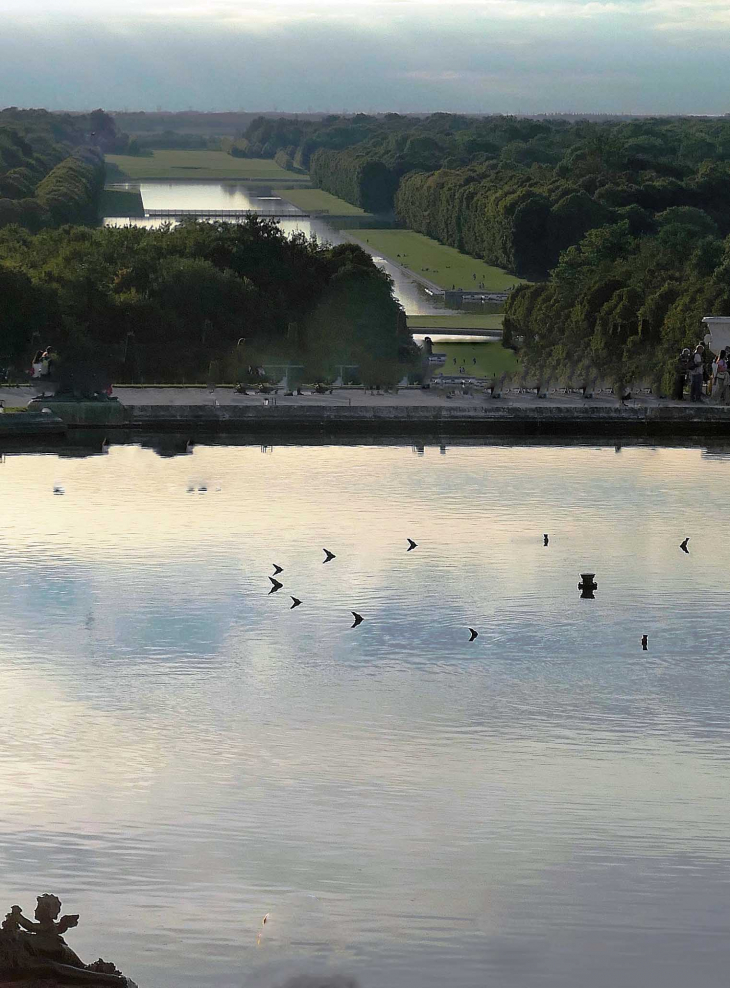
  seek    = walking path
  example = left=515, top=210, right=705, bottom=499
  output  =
left=343, top=233, right=445, bottom=295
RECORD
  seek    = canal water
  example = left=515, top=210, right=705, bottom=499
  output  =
left=1, top=440, right=729, bottom=988
left=103, top=181, right=466, bottom=317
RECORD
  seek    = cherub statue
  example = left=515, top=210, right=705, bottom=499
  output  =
left=1, top=895, right=135, bottom=986
left=11, top=894, right=84, bottom=967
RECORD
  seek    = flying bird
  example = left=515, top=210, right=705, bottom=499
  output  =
left=543, top=534, right=549, bottom=546
left=268, top=577, right=283, bottom=594
left=53, top=486, right=64, bottom=495
left=468, top=628, right=479, bottom=641
left=407, top=539, right=418, bottom=551
left=641, top=634, right=648, bottom=651
left=680, top=537, right=690, bottom=553
left=351, top=611, right=364, bottom=628
left=323, top=548, right=336, bottom=563
left=290, top=597, right=302, bottom=609
left=272, top=564, right=283, bottom=575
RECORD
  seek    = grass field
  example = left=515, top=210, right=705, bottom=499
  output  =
left=280, top=188, right=367, bottom=216
left=98, top=187, right=145, bottom=217
left=106, top=151, right=310, bottom=182
left=352, top=230, right=526, bottom=292
left=408, top=314, right=504, bottom=331
left=428, top=342, right=519, bottom=379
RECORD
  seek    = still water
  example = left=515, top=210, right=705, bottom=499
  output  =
left=103, top=181, right=462, bottom=317
left=1, top=441, right=730, bottom=987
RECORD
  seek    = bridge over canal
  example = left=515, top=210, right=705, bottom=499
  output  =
left=145, top=208, right=310, bottom=219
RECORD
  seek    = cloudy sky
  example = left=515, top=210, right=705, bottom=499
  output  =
left=2, top=0, right=729, bottom=114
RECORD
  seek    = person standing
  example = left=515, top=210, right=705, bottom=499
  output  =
left=690, top=344, right=705, bottom=402
left=673, top=348, right=691, bottom=400
left=712, top=349, right=729, bottom=403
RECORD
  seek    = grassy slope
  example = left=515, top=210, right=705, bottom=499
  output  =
left=408, top=314, right=504, bottom=330
left=99, top=188, right=145, bottom=217
left=353, top=230, right=526, bottom=291
left=429, top=342, right=519, bottom=379
left=280, top=187, right=366, bottom=216
left=106, top=151, right=310, bottom=181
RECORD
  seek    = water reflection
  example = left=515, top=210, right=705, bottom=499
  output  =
left=1, top=443, right=730, bottom=988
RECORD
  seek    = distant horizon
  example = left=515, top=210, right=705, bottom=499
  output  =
left=24, top=109, right=730, bottom=120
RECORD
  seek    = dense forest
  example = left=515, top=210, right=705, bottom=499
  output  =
left=502, top=212, right=730, bottom=393
left=0, top=108, right=109, bottom=231
left=242, top=112, right=730, bottom=277
left=0, top=217, right=414, bottom=384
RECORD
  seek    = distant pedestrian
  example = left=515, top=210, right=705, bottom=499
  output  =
left=690, top=345, right=705, bottom=402
left=673, top=348, right=691, bottom=400
left=712, top=349, right=729, bottom=403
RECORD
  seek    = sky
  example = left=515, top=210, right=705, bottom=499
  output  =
left=2, top=0, right=730, bottom=115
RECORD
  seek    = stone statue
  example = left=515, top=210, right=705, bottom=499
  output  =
left=0, top=895, right=136, bottom=987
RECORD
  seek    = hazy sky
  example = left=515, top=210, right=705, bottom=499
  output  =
left=2, top=0, right=730, bottom=114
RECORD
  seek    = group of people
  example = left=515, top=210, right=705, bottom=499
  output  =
left=673, top=344, right=730, bottom=403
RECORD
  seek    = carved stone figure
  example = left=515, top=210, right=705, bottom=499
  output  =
left=0, top=895, right=136, bottom=987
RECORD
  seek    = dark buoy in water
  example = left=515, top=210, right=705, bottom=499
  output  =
left=578, top=573, right=598, bottom=599
left=641, top=634, right=648, bottom=650
left=543, top=534, right=549, bottom=546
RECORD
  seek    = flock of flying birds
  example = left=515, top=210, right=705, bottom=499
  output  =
left=264, top=533, right=694, bottom=644
left=266, top=539, right=438, bottom=633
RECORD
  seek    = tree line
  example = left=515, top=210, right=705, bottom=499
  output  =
left=0, top=108, right=110, bottom=232
left=0, top=216, right=415, bottom=385
left=238, top=112, right=730, bottom=276
left=502, top=210, right=730, bottom=392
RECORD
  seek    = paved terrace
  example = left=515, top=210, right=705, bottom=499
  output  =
left=0, top=385, right=714, bottom=409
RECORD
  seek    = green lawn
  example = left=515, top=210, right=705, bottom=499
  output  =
left=98, top=187, right=145, bottom=217
left=408, top=314, right=504, bottom=331
left=105, top=151, right=310, bottom=182
left=279, top=188, right=367, bottom=216
left=352, top=230, right=526, bottom=292
left=428, top=342, right=518, bottom=379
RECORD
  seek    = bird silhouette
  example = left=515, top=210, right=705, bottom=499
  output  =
left=101, top=437, right=109, bottom=454
left=351, top=611, right=364, bottom=628
left=468, top=628, right=479, bottom=641
left=543, top=534, right=549, bottom=546
left=641, top=634, right=648, bottom=650
left=407, top=539, right=418, bottom=551
left=680, top=537, right=690, bottom=553
left=272, top=564, right=283, bottom=575
left=323, top=548, right=336, bottom=563
left=185, top=439, right=194, bottom=454
left=53, top=486, right=64, bottom=495
left=290, top=597, right=302, bottom=609
left=268, top=577, right=283, bottom=594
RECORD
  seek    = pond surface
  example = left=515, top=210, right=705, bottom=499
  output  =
left=103, top=181, right=464, bottom=316
left=1, top=441, right=729, bottom=988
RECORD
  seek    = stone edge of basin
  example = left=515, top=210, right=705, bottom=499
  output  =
left=17, top=402, right=730, bottom=435
left=0, top=412, right=66, bottom=437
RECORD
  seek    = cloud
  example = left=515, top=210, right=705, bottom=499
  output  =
left=2, top=0, right=730, bottom=111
